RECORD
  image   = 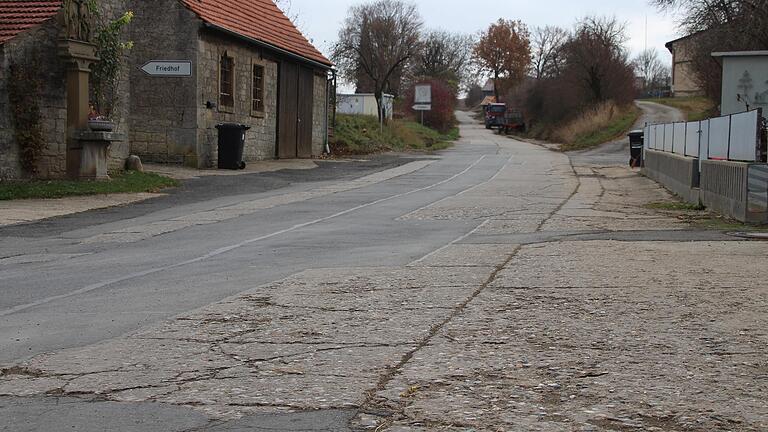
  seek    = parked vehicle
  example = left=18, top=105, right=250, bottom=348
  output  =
left=484, top=103, right=507, bottom=129
left=499, top=109, right=526, bottom=134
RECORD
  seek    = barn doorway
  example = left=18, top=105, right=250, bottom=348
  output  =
left=278, top=61, right=314, bottom=159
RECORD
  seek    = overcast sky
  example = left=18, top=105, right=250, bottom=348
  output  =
left=286, top=0, right=682, bottom=72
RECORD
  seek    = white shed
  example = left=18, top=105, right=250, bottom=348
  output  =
left=336, top=93, right=394, bottom=119
left=712, top=51, right=768, bottom=116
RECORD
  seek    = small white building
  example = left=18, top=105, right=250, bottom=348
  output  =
left=712, top=51, right=768, bottom=116
left=337, top=93, right=394, bottom=119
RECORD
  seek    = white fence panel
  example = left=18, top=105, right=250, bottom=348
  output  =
left=708, top=116, right=731, bottom=160
left=644, top=126, right=651, bottom=149
left=664, top=124, right=674, bottom=152
left=673, top=123, right=687, bottom=155
left=699, top=120, right=710, bottom=159
left=728, top=110, right=759, bottom=162
left=648, top=125, right=657, bottom=150
left=684, top=121, right=701, bottom=157
left=655, top=124, right=664, bottom=150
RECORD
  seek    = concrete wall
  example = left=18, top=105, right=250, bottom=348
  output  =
left=700, top=160, right=768, bottom=224
left=643, top=149, right=701, bottom=203
left=719, top=55, right=768, bottom=116
left=197, top=30, right=279, bottom=167
left=0, top=18, right=67, bottom=179
left=126, top=0, right=200, bottom=166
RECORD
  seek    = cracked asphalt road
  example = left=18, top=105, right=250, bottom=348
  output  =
left=1, top=112, right=767, bottom=431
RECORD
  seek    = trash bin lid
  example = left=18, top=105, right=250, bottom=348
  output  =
left=216, top=123, right=251, bottom=130
left=628, top=129, right=644, bottom=138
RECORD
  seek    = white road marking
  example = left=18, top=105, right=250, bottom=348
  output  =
left=407, top=155, right=515, bottom=266
left=0, top=156, right=487, bottom=317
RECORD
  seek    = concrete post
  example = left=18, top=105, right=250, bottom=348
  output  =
left=58, top=39, right=99, bottom=179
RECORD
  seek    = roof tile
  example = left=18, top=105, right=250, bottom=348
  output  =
left=180, top=0, right=332, bottom=67
left=0, top=0, right=62, bottom=44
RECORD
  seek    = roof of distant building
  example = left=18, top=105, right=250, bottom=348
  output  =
left=181, top=0, right=332, bottom=67
left=0, top=1, right=61, bottom=45
left=482, top=79, right=495, bottom=93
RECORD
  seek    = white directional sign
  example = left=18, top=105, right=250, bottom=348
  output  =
left=414, top=84, right=432, bottom=104
left=412, top=104, right=432, bottom=111
left=140, top=61, right=192, bottom=77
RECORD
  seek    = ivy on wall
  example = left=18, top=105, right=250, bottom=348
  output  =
left=8, top=62, right=45, bottom=176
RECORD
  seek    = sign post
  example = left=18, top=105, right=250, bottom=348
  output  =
left=140, top=61, right=192, bottom=77
left=413, top=84, right=432, bottom=126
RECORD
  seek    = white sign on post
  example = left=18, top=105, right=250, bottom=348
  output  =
left=412, top=104, right=432, bottom=111
left=140, top=61, right=192, bottom=77
left=414, top=84, right=432, bottom=105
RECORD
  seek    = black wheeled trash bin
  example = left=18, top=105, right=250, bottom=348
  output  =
left=628, top=129, right=644, bottom=168
left=216, top=123, right=251, bottom=170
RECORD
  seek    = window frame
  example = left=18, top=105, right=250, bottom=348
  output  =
left=219, top=51, right=235, bottom=112
left=251, top=61, right=265, bottom=117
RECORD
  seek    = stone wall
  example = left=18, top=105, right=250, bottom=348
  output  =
left=311, top=72, right=328, bottom=156
left=0, top=18, right=67, bottom=179
left=100, top=0, right=133, bottom=171
left=197, top=30, right=279, bottom=167
left=126, top=0, right=200, bottom=166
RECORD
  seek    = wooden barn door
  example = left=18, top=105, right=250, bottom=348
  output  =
left=297, top=67, right=314, bottom=158
left=277, top=62, right=314, bottom=159
left=278, top=62, right=299, bottom=159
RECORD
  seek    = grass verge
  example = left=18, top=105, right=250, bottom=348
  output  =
left=645, top=200, right=768, bottom=232
left=0, top=171, right=178, bottom=201
left=558, top=103, right=641, bottom=152
left=644, top=201, right=705, bottom=211
left=330, top=114, right=458, bottom=155
left=643, top=96, right=716, bottom=121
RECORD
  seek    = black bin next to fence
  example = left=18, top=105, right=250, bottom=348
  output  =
left=216, top=123, right=251, bottom=170
left=628, top=129, right=644, bottom=168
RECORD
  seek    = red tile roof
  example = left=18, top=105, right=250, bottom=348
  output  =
left=181, top=0, right=332, bottom=67
left=0, top=0, right=61, bottom=45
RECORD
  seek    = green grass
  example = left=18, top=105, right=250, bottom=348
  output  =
left=644, top=201, right=705, bottom=211
left=643, top=96, right=716, bottom=121
left=560, top=106, right=641, bottom=151
left=330, top=114, right=458, bottom=155
left=0, top=171, right=178, bottom=201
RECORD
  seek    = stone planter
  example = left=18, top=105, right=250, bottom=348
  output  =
left=88, top=119, right=116, bottom=132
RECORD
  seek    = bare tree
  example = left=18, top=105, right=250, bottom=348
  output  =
left=332, top=0, right=423, bottom=121
left=653, top=0, right=768, bottom=46
left=412, top=30, right=475, bottom=90
left=562, top=16, right=634, bottom=103
left=474, top=19, right=531, bottom=101
left=531, top=26, right=568, bottom=80
left=633, top=48, right=669, bottom=94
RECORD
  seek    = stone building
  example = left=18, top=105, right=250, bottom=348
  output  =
left=0, top=0, right=133, bottom=180
left=666, top=32, right=707, bottom=98
left=127, top=0, right=333, bottom=167
left=0, top=0, right=332, bottom=180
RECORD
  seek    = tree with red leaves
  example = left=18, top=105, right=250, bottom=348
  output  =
left=405, top=79, right=457, bottom=133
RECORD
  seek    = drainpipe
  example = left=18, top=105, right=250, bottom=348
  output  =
left=325, top=69, right=337, bottom=155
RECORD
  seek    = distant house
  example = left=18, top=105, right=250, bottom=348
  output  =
left=666, top=32, right=708, bottom=98
left=0, top=0, right=332, bottom=179
left=337, top=94, right=394, bottom=119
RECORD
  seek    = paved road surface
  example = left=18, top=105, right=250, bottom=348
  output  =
left=1, top=111, right=766, bottom=432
